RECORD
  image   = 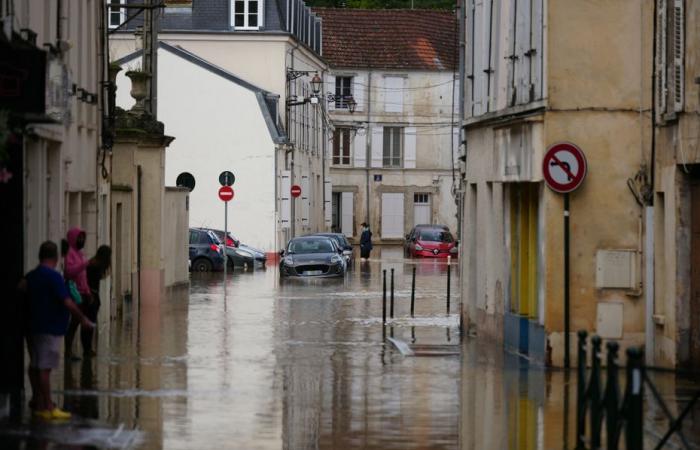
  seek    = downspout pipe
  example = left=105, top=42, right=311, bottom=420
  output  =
left=365, top=69, right=372, bottom=227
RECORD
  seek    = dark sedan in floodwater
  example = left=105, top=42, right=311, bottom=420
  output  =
left=279, top=236, right=346, bottom=278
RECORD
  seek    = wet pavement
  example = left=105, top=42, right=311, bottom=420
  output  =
left=2, top=247, right=700, bottom=449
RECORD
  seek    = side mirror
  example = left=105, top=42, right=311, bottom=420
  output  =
left=235, top=240, right=241, bottom=247
left=279, top=250, right=285, bottom=256
left=343, top=250, right=352, bottom=256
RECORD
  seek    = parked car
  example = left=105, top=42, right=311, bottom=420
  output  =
left=405, top=226, right=459, bottom=258
left=207, top=229, right=267, bottom=270
left=189, top=228, right=226, bottom=272
left=404, top=224, right=451, bottom=255
left=311, top=233, right=354, bottom=268
left=279, top=236, right=346, bottom=278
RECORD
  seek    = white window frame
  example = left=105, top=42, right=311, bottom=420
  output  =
left=382, top=126, right=404, bottom=168
left=231, top=0, right=264, bottom=30
left=107, top=0, right=126, bottom=29
left=332, top=127, right=352, bottom=166
left=335, top=76, right=353, bottom=109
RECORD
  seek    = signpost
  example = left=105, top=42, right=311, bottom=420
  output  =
left=218, top=173, right=235, bottom=297
left=543, top=142, right=587, bottom=370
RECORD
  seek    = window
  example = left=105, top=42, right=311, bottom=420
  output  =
left=335, top=76, right=353, bottom=109
left=332, top=128, right=352, bottom=166
left=107, top=0, right=126, bottom=29
left=232, top=0, right=263, bottom=29
left=382, top=127, right=403, bottom=168
left=655, top=0, right=684, bottom=118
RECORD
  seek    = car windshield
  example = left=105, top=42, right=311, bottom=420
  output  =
left=288, top=239, right=335, bottom=254
left=418, top=230, right=454, bottom=243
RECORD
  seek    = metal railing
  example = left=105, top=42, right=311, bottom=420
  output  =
left=576, top=331, right=700, bottom=450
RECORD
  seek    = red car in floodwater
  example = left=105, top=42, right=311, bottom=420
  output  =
left=405, top=226, right=459, bottom=258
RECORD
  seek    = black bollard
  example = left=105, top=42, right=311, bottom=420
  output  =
left=589, top=336, right=603, bottom=448
left=410, top=266, right=416, bottom=318
left=390, top=268, right=395, bottom=319
left=446, top=262, right=451, bottom=314
left=605, top=342, right=620, bottom=450
left=624, top=348, right=644, bottom=450
left=382, top=269, right=387, bottom=325
left=576, top=330, right=588, bottom=450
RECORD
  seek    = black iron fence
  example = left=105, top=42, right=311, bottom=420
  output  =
left=576, top=331, right=700, bottom=450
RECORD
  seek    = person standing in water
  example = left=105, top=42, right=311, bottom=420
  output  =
left=64, top=227, right=92, bottom=359
left=25, top=241, right=94, bottom=420
left=82, top=245, right=111, bottom=357
left=359, top=222, right=373, bottom=262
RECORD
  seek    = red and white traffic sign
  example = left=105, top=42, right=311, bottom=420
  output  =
left=291, top=184, right=302, bottom=198
left=542, top=142, right=587, bottom=193
left=218, top=185, right=234, bottom=202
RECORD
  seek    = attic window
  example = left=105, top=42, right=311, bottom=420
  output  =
left=232, top=0, right=263, bottom=30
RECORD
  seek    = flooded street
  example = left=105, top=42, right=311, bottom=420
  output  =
left=2, top=248, right=700, bottom=449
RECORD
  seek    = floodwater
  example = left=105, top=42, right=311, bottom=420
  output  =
left=2, top=246, right=700, bottom=449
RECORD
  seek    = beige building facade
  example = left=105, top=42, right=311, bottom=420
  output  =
left=652, top=0, right=700, bottom=369
left=314, top=9, right=460, bottom=243
left=460, top=0, right=653, bottom=366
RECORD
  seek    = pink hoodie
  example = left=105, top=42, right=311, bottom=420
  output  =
left=64, top=227, right=90, bottom=295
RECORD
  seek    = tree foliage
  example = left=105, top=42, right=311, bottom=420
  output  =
left=306, top=0, right=455, bottom=9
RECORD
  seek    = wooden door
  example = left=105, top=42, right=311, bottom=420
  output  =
left=690, top=181, right=700, bottom=367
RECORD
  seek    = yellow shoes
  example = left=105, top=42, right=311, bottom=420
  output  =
left=33, top=407, right=72, bottom=420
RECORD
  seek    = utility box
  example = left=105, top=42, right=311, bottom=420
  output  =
left=596, top=249, right=638, bottom=289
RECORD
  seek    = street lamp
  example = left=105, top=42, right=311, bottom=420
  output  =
left=310, top=73, right=322, bottom=95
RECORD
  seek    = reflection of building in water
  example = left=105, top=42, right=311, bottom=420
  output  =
left=460, top=341, right=575, bottom=450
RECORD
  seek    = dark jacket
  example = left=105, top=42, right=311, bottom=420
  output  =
left=360, top=229, right=373, bottom=250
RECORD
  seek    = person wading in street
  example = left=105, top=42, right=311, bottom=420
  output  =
left=83, top=245, right=111, bottom=357
left=359, top=222, right=373, bottom=262
left=25, top=241, right=94, bottom=420
left=64, top=227, right=92, bottom=360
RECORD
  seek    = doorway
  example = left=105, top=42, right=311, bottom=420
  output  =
left=690, top=179, right=700, bottom=367
left=381, top=193, right=405, bottom=239
left=413, top=193, right=431, bottom=226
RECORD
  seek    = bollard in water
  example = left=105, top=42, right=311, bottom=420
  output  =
left=410, top=266, right=416, bottom=318
left=605, top=341, right=620, bottom=450
left=589, top=336, right=603, bottom=448
left=576, top=330, right=588, bottom=450
left=625, top=348, right=644, bottom=450
left=390, top=268, right=395, bottom=319
left=382, top=270, right=387, bottom=325
left=446, top=261, right=451, bottom=314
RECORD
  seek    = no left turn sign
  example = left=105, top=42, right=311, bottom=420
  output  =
left=542, top=142, right=587, bottom=194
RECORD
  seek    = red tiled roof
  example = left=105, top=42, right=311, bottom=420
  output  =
left=312, top=8, right=458, bottom=71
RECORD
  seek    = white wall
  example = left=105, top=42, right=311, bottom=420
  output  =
left=116, top=48, right=277, bottom=251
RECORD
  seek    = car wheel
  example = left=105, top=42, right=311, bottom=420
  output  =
left=192, top=258, right=213, bottom=272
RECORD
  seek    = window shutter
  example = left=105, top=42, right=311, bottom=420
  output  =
left=301, top=174, right=309, bottom=226
left=404, top=127, right=417, bottom=169
left=655, top=0, right=668, bottom=116
left=385, top=77, right=404, bottom=113
left=473, top=0, right=484, bottom=115
left=326, top=74, right=336, bottom=111
left=324, top=179, right=332, bottom=227
left=280, top=170, right=291, bottom=229
left=353, top=130, right=366, bottom=167
left=341, top=192, right=354, bottom=237
left=371, top=126, right=383, bottom=168
left=530, top=0, right=543, bottom=102
left=515, top=0, right=531, bottom=105
left=353, top=74, right=365, bottom=113
left=672, top=0, right=684, bottom=113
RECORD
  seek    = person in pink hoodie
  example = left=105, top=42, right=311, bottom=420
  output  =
left=63, top=227, right=92, bottom=359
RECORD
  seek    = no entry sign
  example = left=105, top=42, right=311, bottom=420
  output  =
left=543, top=142, right=587, bottom=194
left=218, top=185, right=234, bottom=202
left=291, top=184, right=302, bottom=198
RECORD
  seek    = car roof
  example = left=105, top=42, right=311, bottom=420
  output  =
left=414, top=224, right=449, bottom=229
left=290, top=235, right=335, bottom=241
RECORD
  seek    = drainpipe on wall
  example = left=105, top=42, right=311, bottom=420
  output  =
left=456, top=0, right=466, bottom=240
left=365, top=69, right=373, bottom=228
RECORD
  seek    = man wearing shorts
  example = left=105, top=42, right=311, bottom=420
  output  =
left=25, top=241, right=94, bottom=420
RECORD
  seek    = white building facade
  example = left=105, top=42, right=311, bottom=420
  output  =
left=314, top=9, right=460, bottom=242
left=110, top=0, right=330, bottom=253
